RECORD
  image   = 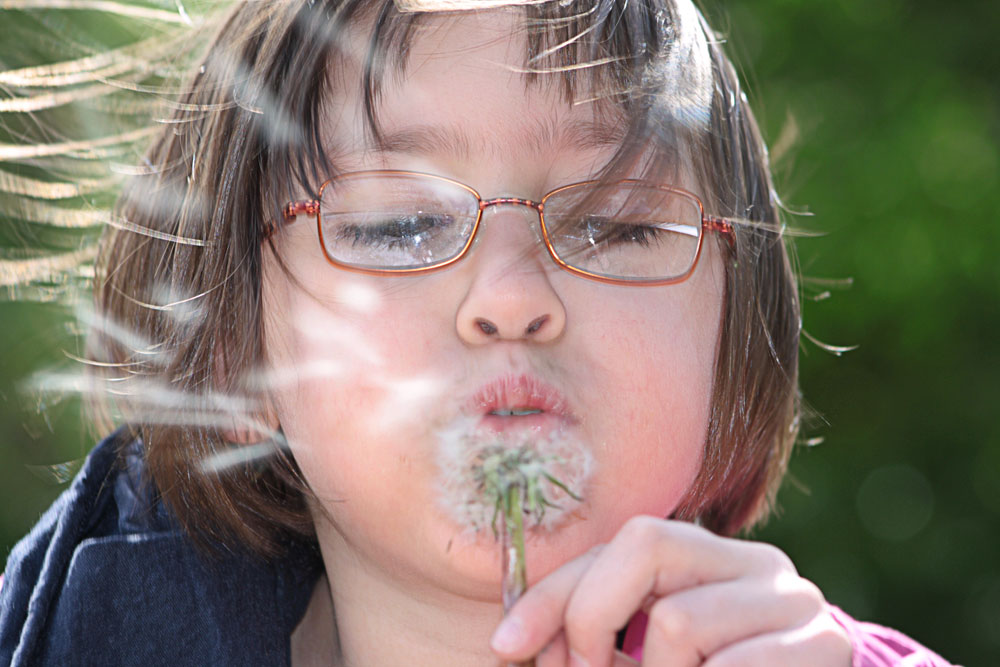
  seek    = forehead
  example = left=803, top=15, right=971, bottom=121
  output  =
left=323, top=10, right=625, bottom=170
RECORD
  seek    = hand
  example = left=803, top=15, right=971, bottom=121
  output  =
left=489, top=516, right=853, bottom=666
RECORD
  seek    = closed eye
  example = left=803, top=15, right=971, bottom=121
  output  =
left=576, top=217, right=683, bottom=248
left=334, top=214, right=453, bottom=249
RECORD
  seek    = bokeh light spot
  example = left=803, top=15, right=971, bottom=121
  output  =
left=856, top=464, right=934, bottom=541
left=965, top=573, right=1000, bottom=648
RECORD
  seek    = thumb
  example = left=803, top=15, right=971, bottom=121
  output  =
left=532, top=633, right=638, bottom=667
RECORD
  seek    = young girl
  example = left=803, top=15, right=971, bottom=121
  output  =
left=0, top=0, right=955, bottom=665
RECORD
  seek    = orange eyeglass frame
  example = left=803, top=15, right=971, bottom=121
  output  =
left=269, top=170, right=736, bottom=287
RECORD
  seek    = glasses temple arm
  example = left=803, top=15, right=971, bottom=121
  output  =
left=704, top=215, right=736, bottom=251
left=264, top=199, right=321, bottom=240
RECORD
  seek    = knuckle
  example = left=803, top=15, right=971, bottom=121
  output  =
left=752, top=541, right=796, bottom=574
left=704, top=614, right=852, bottom=667
left=647, top=598, right=691, bottom=643
left=775, top=571, right=825, bottom=616
left=795, top=578, right=826, bottom=614
left=808, top=618, right=854, bottom=664
left=619, top=514, right=667, bottom=547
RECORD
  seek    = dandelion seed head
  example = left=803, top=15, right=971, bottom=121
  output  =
left=434, top=416, right=593, bottom=534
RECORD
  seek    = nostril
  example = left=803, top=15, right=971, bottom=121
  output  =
left=525, top=315, right=548, bottom=335
left=476, top=318, right=498, bottom=335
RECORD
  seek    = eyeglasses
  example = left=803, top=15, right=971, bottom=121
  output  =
left=272, top=170, right=735, bottom=286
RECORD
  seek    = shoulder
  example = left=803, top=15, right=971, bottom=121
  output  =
left=0, top=429, right=322, bottom=667
left=827, top=605, right=959, bottom=667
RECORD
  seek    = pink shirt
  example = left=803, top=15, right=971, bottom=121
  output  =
left=621, top=606, right=955, bottom=666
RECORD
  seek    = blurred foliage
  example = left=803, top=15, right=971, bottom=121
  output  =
left=709, top=1, right=1000, bottom=664
left=2, top=0, right=998, bottom=664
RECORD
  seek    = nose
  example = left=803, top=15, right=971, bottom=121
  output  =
left=455, top=204, right=567, bottom=344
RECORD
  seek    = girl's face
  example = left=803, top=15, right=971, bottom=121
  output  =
left=263, top=12, right=725, bottom=600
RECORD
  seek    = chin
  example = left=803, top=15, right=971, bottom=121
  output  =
left=425, top=506, right=598, bottom=596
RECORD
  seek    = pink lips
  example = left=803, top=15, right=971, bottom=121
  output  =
left=465, top=373, right=574, bottom=432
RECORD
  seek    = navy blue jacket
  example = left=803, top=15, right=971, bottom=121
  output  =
left=0, top=430, right=322, bottom=666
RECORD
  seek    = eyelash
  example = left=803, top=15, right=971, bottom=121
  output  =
left=607, top=223, right=657, bottom=247
left=337, top=215, right=451, bottom=249
left=575, top=217, right=662, bottom=248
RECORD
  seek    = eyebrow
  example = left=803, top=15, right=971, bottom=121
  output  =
left=370, top=117, right=625, bottom=159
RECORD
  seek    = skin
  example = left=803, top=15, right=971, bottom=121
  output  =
left=263, top=10, right=852, bottom=667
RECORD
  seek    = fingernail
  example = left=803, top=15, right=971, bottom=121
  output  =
left=569, top=649, right=591, bottom=667
left=490, top=616, right=524, bottom=653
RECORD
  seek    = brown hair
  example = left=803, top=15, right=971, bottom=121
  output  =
left=89, top=0, right=799, bottom=554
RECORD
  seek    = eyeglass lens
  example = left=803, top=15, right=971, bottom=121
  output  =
left=317, top=173, right=703, bottom=281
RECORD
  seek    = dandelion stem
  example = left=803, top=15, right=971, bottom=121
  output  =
left=500, top=484, right=534, bottom=667
left=467, top=442, right=584, bottom=667
left=501, top=484, right=528, bottom=612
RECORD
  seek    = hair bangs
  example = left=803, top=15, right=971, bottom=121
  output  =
left=299, top=0, right=716, bottom=190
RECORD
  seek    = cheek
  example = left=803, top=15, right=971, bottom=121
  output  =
left=575, top=263, right=722, bottom=519
left=265, top=250, right=444, bottom=397
left=261, top=261, right=451, bottom=498
left=586, top=294, right=718, bottom=428
left=263, top=311, right=436, bottom=532
left=266, top=298, right=423, bottom=440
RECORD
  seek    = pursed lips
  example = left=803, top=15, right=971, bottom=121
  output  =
left=465, top=373, right=575, bottom=434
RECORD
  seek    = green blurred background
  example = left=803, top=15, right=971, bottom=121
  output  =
left=2, top=0, right=998, bottom=664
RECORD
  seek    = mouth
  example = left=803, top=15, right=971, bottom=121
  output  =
left=488, top=408, right=542, bottom=417
left=465, top=373, right=574, bottom=433
left=433, top=372, right=589, bottom=533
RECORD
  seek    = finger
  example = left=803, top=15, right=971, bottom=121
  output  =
left=534, top=634, right=640, bottom=667
left=533, top=628, right=640, bottom=667
left=640, top=574, right=824, bottom=666
left=535, top=631, right=567, bottom=667
left=490, top=547, right=602, bottom=661
left=613, top=650, right=640, bottom=667
left=563, top=517, right=790, bottom=666
left=702, top=614, right=852, bottom=667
